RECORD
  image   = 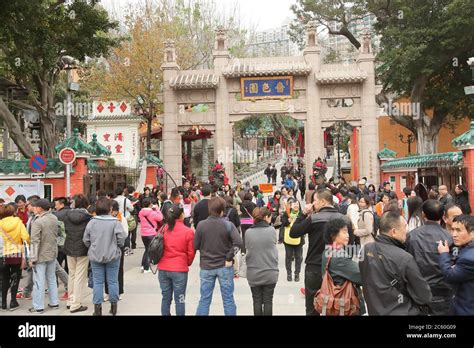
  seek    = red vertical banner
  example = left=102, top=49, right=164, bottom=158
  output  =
left=351, top=127, right=359, bottom=181
left=298, top=131, right=304, bottom=157
left=464, top=150, right=474, bottom=215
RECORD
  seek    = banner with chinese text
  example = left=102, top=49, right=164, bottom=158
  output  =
left=241, top=76, right=293, bottom=100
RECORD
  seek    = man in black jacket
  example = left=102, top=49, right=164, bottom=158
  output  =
left=359, top=211, right=432, bottom=315
left=264, top=164, right=272, bottom=183
left=377, top=181, right=397, bottom=202
left=289, top=189, right=353, bottom=315
left=406, top=199, right=453, bottom=315
left=53, top=197, right=71, bottom=272
left=193, top=184, right=212, bottom=229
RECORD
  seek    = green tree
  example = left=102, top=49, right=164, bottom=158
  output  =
left=290, top=0, right=474, bottom=155
left=83, top=0, right=249, bottom=151
left=0, top=0, right=120, bottom=157
left=371, top=0, right=474, bottom=154
left=289, top=0, right=368, bottom=50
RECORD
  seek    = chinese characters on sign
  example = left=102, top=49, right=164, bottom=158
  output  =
left=241, top=76, right=293, bottom=100
left=101, top=132, right=125, bottom=155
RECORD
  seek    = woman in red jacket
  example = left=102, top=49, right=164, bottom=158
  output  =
left=157, top=203, right=196, bottom=316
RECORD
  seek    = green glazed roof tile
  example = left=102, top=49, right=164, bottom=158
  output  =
left=377, top=144, right=397, bottom=159
left=55, top=128, right=95, bottom=155
left=0, top=158, right=65, bottom=174
left=87, top=160, right=100, bottom=172
left=381, top=152, right=463, bottom=171
left=88, top=134, right=112, bottom=157
left=452, top=121, right=474, bottom=147
left=144, top=152, right=163, bottom=166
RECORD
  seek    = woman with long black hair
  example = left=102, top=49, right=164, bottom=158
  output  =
left=157, top=204, right=196, bottom=316
left=454, top=184, right=472, bottom=215
left=240, top=192, right=257, bottom=255
left=407, top=196, right=424, bottom=232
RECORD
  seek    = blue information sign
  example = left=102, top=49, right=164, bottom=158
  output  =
left=241, top=76, right=293, bottom=100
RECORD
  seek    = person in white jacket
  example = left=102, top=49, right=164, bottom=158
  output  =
left=346, top=193, right=360, bottom=230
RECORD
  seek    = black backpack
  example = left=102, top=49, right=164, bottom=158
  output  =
left=362, top=210, right=380, bottom=237
left=147, top=222, right=165, bottom=274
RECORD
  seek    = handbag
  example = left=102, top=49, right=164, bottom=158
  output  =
left=240, top=205, right=254, bottom=225
left=88, top=268, right=94, bottom=289
left=273, top=214, right=282, bottom=228
left=123, top=198, right=137, bottom=231
left=314, top=255, right=360, bottom=316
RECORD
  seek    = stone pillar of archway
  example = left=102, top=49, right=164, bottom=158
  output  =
left=304, top=21, right=323, bottom=183
left=161, top=39, right=182, bottom=190
left=357, top=32, right=380, bottom=184
left=213, top=27, right=234, bottom=183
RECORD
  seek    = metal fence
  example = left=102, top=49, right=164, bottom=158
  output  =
left=84, top=165, right=141, bottom=197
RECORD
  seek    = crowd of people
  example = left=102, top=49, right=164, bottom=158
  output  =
left=0, top=169, right=473, bottom=316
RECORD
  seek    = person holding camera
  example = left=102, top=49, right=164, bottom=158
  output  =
left=289, top=189, right=354, bottom=316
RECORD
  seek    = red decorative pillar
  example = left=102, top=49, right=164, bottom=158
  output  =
left=351, top=127, right=359, bottom=181
left=146, top=165, right=158, bottom=187
left=464, top=149, right=474, bottom=215
left=70, top=157, right=88, bottom=196
left=452, top=121, right=474, bottom=215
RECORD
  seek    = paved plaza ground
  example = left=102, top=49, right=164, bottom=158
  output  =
left=2, top=160, right=310, bottom=316
left=3, top=237, right=308, bottom=316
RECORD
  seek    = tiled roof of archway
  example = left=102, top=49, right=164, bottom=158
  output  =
left=316, top=64, right=368, bottom=84
left=170, top=70, right=219, bottom=89
left=223, top=57, right=312, bottom=77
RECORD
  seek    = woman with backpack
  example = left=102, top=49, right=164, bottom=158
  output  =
left=157, top=203, right=196, bottom=316
left=106, top=201, right=129, bottom=301
left=317, top=218, right=364, bottom=316
left=354, top=195, right=375, bottom=247
left=245, top=207, right=279, bottom=316
left=138, top=198, right=163, bottom=274
left=279, top=198, right=304, bottom=282
left=224, top=196, right=241, bottom=229
left=83, top=198, right=127, bottom=316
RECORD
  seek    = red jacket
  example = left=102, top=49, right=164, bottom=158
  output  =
left=158, top=220, right=196, bottom=272
left=16, top=208, right=29, bottom=226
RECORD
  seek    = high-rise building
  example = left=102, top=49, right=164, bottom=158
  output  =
left=321, top=14, right=380, bottom=63
left=246, top=21, right=301, bottom=57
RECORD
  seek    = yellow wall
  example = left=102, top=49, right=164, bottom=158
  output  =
left=378, top=116, right=471, bottom=157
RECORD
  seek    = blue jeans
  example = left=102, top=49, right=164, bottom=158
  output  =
left=91, top=258, right=120, bottom=305
left=158, top=270, right=188, bottom=316
left=196, top=266, right=236, bottom=316
left=32, top=260, right=59, bottom=310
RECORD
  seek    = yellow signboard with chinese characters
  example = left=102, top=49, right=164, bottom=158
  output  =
left=241, top=76, right=294, bottom=100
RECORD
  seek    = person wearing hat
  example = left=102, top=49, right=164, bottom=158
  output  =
left=28, top=199, right=60, bottom=313
left=357, top=179, right=369, bottom=199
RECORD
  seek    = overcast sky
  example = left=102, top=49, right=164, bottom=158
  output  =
left=101, top=0, right=297, bottom=31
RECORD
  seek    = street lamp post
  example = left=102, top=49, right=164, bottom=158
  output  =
left=399, top=133, right=415, bottom=155
left=61, top=55, right=79, bottom=198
